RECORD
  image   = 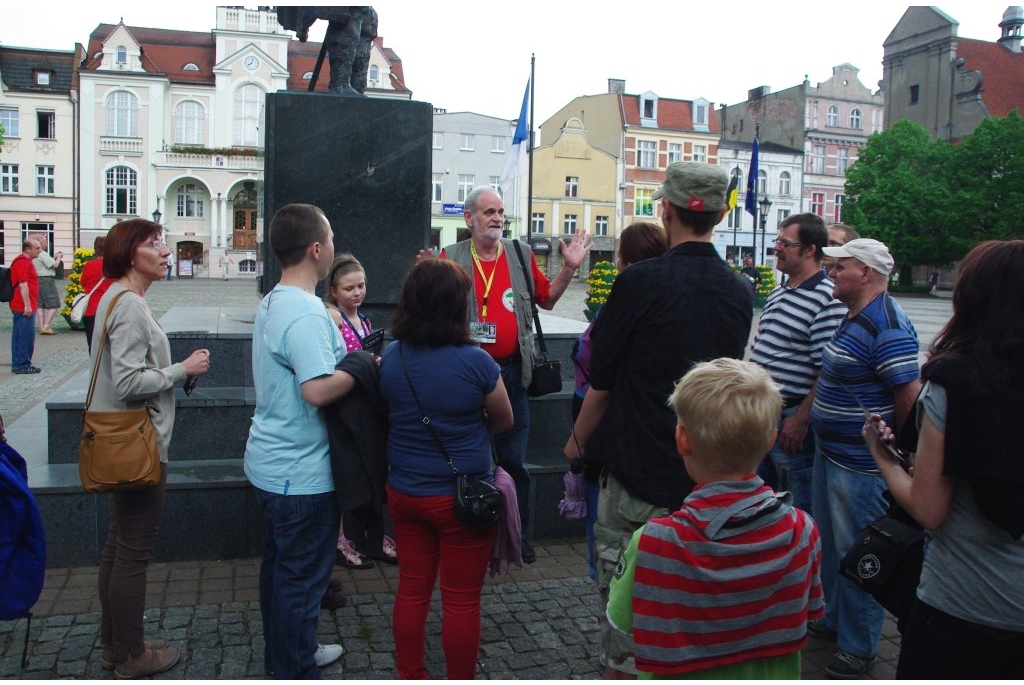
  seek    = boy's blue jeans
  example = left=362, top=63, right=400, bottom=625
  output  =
left=255, top=488, right=339, bottom=679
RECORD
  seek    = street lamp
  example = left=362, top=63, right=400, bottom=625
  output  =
left=757, top=194, right=772, bottom=265
left=152, top=207, right=162, bottom=224
left=503, top=217, right=512, bottom=239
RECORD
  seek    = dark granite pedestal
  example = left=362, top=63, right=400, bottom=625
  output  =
left=261, top=92, right=433, bottom=326
left=33, top=307, right=587, bottom=567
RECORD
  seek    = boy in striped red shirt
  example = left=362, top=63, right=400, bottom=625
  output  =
left=606, top=358, right=823, bottom=678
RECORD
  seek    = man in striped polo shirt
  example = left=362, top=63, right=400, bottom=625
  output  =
left=750, top=213, right=846, bottom=516
left=811, top=238, right=920, bottom=679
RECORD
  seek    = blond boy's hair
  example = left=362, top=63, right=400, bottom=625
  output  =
left=668, top=358, right=782, bottom=471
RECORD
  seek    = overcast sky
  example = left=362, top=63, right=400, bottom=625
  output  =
left=0, top=3, right=1012, bottom=127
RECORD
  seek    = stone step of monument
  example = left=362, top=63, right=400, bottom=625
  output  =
left=46, top=371, right=575, bottom=468
left=31, top=459, right=583, bottom=567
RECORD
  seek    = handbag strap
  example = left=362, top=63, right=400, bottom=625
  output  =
left=81, top=278, right=105, bottom=300
left=84, top=290, right=132, bottom=411
left=397, top=344, right=461, bottom=476
left=511, top=240, right=548, bottom=357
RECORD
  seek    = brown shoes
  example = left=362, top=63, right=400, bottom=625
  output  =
left=40, top=327, right=57, bottom=335
left=114, top=644, right=180, bottom=679
left=100, top=639, right=168, bottom=671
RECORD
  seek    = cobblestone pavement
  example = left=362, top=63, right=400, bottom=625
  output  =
left=0, top=543, right=901, bottom=680
left=0, top=276, right=939, bottom=679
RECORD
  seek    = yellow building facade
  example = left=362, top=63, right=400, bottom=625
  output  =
left=530, top=118, right=618, bottom=276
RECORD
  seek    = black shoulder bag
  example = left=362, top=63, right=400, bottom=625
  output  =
left=397, top=345, right=501, bottom=528
left=510, top=240, right=562, bottom=397
left=839, top=401, right=925, bottom=632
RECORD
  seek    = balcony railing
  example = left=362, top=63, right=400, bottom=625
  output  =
left=155, top=151, right=265, bottom=171
left=99, top=137, right=143, bottom=155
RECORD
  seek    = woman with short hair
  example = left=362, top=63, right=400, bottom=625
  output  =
left=379, top=258, right=513, bottom=679
left=91, top=219, right=211, bottom=679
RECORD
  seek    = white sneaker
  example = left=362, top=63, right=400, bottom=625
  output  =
left=315, top=643, right=344, bottom=668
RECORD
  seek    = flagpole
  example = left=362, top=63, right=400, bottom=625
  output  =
left=526, top=54, right=535, bottom=250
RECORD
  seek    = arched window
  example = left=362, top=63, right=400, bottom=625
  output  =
left=174, top=101, right=206, bottom=145
left=238, top=258, right=256, bottom=274
left=850, top=108, right=862, bottom=130
left=233, top=84, right=264, bottom=147
left=105, top=166, right=137, bottom=215
left=826, top=105, right=839, bottom=127
left=368, top=65, right=379, bottom=82
left=183, top=63, right=200, bottom=72
left=105, top=91, right=138, bottom=137
left=116, top=46, right=127, bottom=65
left=778, top=171, right=792, bottom=196
left=176, top=183, right=204, bottom=218
left=757, top=169, right=768, bottom=195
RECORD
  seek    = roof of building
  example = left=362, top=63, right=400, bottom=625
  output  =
left=956, top=38, right=1024, bottom=118
left=82, top=23, right=410, bottom=95
left=0, top=46, right=76, bottom=93
left=620, top=93, right=720, bottom=133
left=718, top=139, right=803, bottom=155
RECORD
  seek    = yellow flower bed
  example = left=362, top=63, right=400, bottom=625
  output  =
left=60, top=248, right=96, bottom=317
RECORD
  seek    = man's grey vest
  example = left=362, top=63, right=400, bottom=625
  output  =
left=446, top=238, right=536, bottom=389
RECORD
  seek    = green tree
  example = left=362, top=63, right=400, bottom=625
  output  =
left=945, top=109, right=1024, bottom=250
left=844, top=121, right=956, bottom=276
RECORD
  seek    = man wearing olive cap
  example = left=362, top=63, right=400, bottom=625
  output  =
left=565, top=162, right=753, bottom=677
left=810, top=238, right=921, bottom=678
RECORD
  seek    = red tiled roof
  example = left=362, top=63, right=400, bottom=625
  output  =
left=84, top=23, right=216, bottom=84
left=83, top=22, right=410, bottom=94
left=620, top=94, right=720, bottom=133
left=956, top=38, right=1024, bottom=118
left=286, top=40, right=330, bottom=93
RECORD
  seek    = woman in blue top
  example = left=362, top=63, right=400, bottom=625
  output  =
left=379, top=258, right=513, bottom=679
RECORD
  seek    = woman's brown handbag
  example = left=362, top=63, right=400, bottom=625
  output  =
left=79, top=291, right=161, bottom=492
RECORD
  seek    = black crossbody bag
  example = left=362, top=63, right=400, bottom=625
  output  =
left=510, top=240, right=562, bottom=397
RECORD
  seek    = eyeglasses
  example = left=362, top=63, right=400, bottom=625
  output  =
left=145, top=240, right=168, bottom=251
left=773, top=238, right=804, bottom=249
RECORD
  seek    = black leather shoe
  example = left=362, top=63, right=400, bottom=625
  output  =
left=521, top=541, right=536, bottom=564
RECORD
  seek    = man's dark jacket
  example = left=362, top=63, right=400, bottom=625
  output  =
left=324, top=351, right=389, bottom=515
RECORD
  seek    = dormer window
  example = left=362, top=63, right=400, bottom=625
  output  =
left=116, top=46, right=127, bottom=65
left=692, top=98, right=710, bottom=132
left=35, top=71, right=51, bottom=86
left=183, top=63, right=200, bottom=72
left=369, top=65, right=379, bottom=82
left=639, top=91, right=658, bottom=128
left=302, top=71, right=313, bottom=80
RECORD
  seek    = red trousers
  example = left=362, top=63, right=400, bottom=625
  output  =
left=387, top=485, right=496, bottom=680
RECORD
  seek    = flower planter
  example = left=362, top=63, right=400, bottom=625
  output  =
left=584, top=261, right=617, bottom=321
left=62, top=314, right=85, bottom=331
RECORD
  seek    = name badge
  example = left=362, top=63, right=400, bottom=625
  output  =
left=470, top=322, right=497, bottom=344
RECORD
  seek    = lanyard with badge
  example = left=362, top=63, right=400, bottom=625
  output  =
left=469, top=241, right=499, bottom=344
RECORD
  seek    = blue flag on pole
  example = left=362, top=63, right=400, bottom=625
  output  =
left=745, top=137, right=759, bottom=217
left=499, top=78, right=531, bottom=192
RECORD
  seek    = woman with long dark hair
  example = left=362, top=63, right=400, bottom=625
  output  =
left=864, top=239, right=1024, bottom=678
left=91, top=219, right=211, bottom=678
left=378, top=258, right=513, bottom=679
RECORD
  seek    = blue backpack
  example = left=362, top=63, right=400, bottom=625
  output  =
left=0, top=436, right=46, bottom=621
